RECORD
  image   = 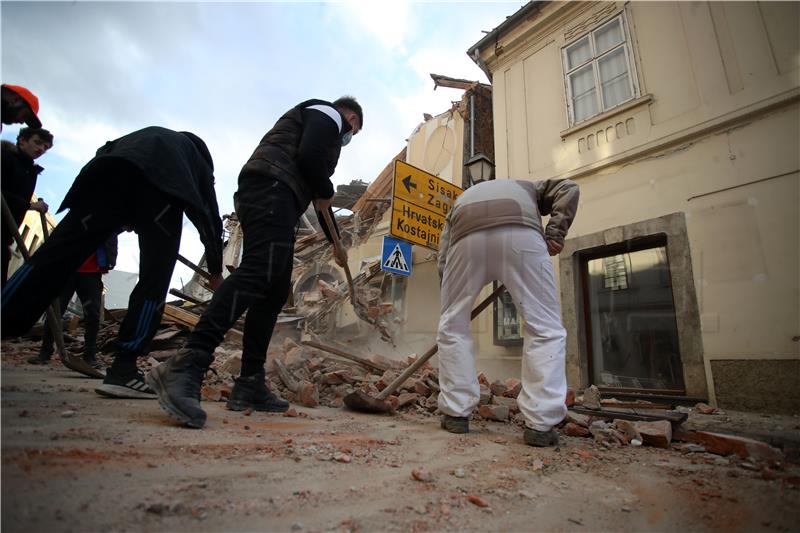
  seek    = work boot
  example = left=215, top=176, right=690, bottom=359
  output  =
left=227, top=371, right=290, bottom=413
left=440, top=414, right=470, bottom=434
left=145, top=349, right=210, bottom=429
left=27, top=353, right=51, bottom=365
left=523, top=427, right=559, bottom=447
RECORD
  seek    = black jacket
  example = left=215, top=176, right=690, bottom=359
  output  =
left=239, top=99, right=351, bottom=211
left=1, top=140, right=44, bottom=225
left=60, top=127, right=224, bottom=275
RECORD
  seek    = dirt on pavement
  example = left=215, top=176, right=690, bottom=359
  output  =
left=2, top=360, right=800, bottom=532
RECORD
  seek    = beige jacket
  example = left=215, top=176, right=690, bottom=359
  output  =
left=437, top=178, right=580, bottom=275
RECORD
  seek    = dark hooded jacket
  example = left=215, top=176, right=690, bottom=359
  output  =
left=59, top=126, right=223, bottom=275
left=1, top=140, right=44, bottom=226
left=239, top=99, right=351, bottom=211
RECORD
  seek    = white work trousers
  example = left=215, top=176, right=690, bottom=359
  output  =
left=437, top=225, right=567, bottom=431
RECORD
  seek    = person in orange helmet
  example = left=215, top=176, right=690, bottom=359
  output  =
left=1, top=84, right=42, bottom=130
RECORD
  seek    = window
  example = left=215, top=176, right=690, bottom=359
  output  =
left=563, top=15, right=637, bottom=125
left=493, top=283, right=522, bottom=346
left=581, top=237, right=684, bottom=392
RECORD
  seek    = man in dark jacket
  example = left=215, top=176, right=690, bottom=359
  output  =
left=2, top=127, right=224, bottom=399
left=147, top=96, right=363, bottom=428
left=1, top=127, right=53, bottom=284
left=28, top=235, right=119, bottom=369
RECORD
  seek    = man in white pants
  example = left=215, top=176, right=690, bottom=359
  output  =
left=436, top=178, right=579, bottom=446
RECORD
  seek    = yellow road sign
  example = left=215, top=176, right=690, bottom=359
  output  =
left=391, top=161, right=463, bottom=250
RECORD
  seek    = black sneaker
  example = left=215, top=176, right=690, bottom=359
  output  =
left=145, top=349, right=209, bottom=429
left=523, top=427, right=559, bottom=447
left=95, top=369, right=155, bottom=399
left=227, top=371, right=289, bottom=413
left=441, top=414, right=469, bottom=434
left=27, top=354, right=51, bottom=365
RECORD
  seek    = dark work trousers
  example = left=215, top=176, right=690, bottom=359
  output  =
left=1, top=163, right=184, bottom=374
left=40, top=272, right=103, bottom=359
left=187, top=176, right=300, bottom=376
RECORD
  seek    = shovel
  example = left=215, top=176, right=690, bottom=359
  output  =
left=343, top=283, right=506, bottom=414
left=1, top=196, right=104, bottom=379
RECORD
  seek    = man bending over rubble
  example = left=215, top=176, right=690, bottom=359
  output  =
left=147, top=96, right=363, bottom=428
left=436, top=178, right=579, bottom=446
left=2, top=127, right=223, bottom=398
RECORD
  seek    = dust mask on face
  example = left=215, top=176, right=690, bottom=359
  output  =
left=341, top=131, right=353, bottom=147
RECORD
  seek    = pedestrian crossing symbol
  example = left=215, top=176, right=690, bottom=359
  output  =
left=381, top=236, right=412, bottom=277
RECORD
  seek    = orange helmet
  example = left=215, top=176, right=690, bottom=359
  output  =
left=2, top=84, right=41, bottom=127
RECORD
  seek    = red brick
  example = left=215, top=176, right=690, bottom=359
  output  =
left=478, top=404, right=509, bottom=422
left=477, top=372, right=490, bottom=387
left=504, top=378, right=522, bottom=398
left=561, top=422, right=591, bottom=438
left=296, top=381, right=319, bottom=408
left=397, top=392, right=419, bottom=409
left=565, top=389, right=575, bottom=407
left=634, top=420, right=672, bottom=448
left=673, top=429, right=783, bottom=464
left=414, top=381, right=431, bottom=396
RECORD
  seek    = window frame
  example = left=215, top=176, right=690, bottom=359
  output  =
left=579, top=234, right=686, bottom=394
left=562, top=13, right=639, bottom=127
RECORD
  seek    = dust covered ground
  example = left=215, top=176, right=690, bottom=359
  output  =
left=2, top=360, right=800, bottom=532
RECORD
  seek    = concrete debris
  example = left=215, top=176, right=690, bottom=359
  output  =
left=581, top=385, right=602, bottom=410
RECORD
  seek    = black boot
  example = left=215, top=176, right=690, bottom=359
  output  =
left=146, top=348, right=210, bottom=428
left=227, top=371, right=290, bottom=413
left=27, top=353, right=51, bottom=365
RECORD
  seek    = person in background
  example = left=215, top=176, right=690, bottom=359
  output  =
left=28, top=235, right=118, bottom=370
left=1, top=127, right=53, bottom=284
left=1, top=84, right=42, bottom=131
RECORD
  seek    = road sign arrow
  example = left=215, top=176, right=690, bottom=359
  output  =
left=402, top=175, right=417, bottom=194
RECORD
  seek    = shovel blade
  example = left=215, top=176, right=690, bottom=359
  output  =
left=60, top=355, right=105, bottom=379
left=343, top=390, right=394, bottom=414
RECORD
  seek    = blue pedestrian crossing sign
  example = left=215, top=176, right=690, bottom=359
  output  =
left=381, top=236, right=412, bottom=277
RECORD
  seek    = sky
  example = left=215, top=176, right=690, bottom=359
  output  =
left=1, top=0, right=522, bottom=288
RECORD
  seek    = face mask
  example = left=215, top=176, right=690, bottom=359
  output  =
left=341, top=131, right=353, bottom=147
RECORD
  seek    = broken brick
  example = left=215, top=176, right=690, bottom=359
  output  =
left=376, top=370, right=398, bottom=391
left=565, top=389, right=575, bottom=407
left=397, top=392, right=419, bottom=409
left=413, top=381, right=431, bottom=396
left=479, top=385, right=492, bottom=405
left=411, top=467, right=432, bottom=482
left=613, top=419, right=642, bottom=444
left=467, top=495, right=489, bottom=508
left=561, top=422, right=591, bottom=438
left=478, top=404, right=509, bottom=422
left=219, top=355, right=242, bottom=376
left=491, top=396, right=519, bottom=414
left=477, top=372, right=490, bottom=387
left=504, top=378, right=522, bottom=398
left=296, top=381, right=319, bottom=408
left=694, top=402, right=717, bottom=415
left=634, top=420, right=672, bottom=448
left=582, top=385, right=601, bottom=410
left=565, top=411, right=590, bottom=428
left=489, top=380, right=508, bottom=397
left=673, top=428, right=783, bottom=464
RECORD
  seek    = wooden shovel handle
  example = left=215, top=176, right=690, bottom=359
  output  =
left=375, top=284, right=506, bottom=400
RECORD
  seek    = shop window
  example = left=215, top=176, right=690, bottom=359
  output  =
left=562, top=14, right=638, bottom=125
left=493, top=283, right=522, bottom=346
left=581, top=237, right=684, bottom=392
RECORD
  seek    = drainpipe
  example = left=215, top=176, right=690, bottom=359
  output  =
left=469, top=94, right=475, bottom=158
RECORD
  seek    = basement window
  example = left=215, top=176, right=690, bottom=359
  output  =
left=581, top=236, right=684, bottom=392
left=562, top=14, right=638, bottom=125
left=493, top=283, right=522, bottom=346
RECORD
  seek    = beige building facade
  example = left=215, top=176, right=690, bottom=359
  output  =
left=466, top=1, right=799, bottom=412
